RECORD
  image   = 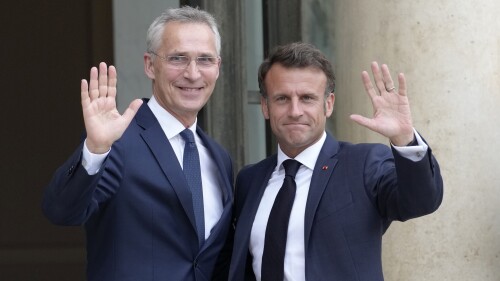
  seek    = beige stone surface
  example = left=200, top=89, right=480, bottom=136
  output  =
left=304, top=0, right=500, bottom=280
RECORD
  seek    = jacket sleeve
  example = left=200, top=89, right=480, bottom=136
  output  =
left=41, top=141, right=123, bottom=225
left=362, top=142, right=443, bottom=223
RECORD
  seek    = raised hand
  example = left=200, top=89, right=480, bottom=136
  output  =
left=350, top=62, right=414, bottom=146
left=81, top=62, right=143, bottom=153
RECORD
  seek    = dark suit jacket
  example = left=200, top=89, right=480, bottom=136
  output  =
left=229, top=133, right=443, bottom=281
left=43, top=101, right=234, bottom=281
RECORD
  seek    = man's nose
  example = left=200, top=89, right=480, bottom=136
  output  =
left=183, top=60, right=201, bottom=80
left=289, top=99, right=303, bottom=117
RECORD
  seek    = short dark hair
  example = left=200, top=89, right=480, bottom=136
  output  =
left=258, top=42, right=335, bottom=98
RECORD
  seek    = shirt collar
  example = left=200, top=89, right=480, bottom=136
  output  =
left=147, top=95, right=198, bottom=139
left=277, top=131, right=327, bottom=171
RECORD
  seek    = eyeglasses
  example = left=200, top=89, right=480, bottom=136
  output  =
left=149, top=52, right=220, bottom=69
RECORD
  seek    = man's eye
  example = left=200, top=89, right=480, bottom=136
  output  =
left=197, top=57, right=217, bottom=65
left=302, top=96, right=315, bottom=102
left=168, top=56, right=188, bottom=63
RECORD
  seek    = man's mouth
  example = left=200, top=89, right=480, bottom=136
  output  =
left=178, top=86, right=203, bottom=91
left=285, top=123, right=307, bottom=127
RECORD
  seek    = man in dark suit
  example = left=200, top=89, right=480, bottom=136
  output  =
left=228, top=42, right=443, bottom=281
left=42, top=7, right=233, bottom=281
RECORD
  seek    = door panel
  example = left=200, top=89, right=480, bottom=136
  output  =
left=0, top=1, right=112, bottom=280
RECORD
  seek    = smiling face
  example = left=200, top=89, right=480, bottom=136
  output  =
left=261, top=64, right=335, bottom=158
left=144, top=21, right=220, bottom=127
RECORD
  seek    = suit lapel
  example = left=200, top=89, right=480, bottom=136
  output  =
left=237, top=156, right=276, bottom=239
left=196, top=127, right=234, bottom=251
left=232, top=156, right=276, bottom=276
left=196, top=127, right=232, bottom=204
left=304, top=134, right=339, bottom=244
left=135, top=103, right=197, bottom=232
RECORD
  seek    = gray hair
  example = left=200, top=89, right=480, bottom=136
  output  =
left=146, top=6, right=221, bottom=55
left=258, top=42, right=335, bottom=98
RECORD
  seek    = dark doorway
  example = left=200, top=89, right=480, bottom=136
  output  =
left=0, top=1, right=113, bottom=280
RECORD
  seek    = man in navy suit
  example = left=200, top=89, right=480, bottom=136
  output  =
left=228, top=42, right=443, bottom=281
left=43, top=7, right=233, bottom=281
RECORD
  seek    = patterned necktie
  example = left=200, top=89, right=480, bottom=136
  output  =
left=261, top=159, right=302, bottom=281
left=180, top=129, right=205, bottom=248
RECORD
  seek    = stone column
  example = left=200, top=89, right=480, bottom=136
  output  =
left=200, top=0, right=247, bottom=171
left=113, top=0, right=179, bottom=112
left=304, top=0, right=500, bottom=280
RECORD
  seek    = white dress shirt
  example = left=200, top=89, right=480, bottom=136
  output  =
left=249, top=130, right=427, bottom=281
left=81, top=96, right=223, bottom=241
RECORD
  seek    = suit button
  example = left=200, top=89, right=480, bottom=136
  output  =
left=68, top=165, right=75, bottom=175
left=193, top=259, right=198, bottom=268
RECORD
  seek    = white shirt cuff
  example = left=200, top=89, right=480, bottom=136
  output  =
left=391, top=129, right=428, bottom=162
left=82, top=139, right=110, bottom=175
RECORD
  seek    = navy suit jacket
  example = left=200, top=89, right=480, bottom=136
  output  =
left=229, top=133, right=443, bottom=281
left=43, top=101, right=234, bottom=281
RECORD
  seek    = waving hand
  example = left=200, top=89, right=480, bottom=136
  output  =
left=350, top=62, right=415, bottom=146
left=81, top=62, right=143, bottom=153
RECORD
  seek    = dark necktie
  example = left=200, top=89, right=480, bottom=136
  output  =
left=261, top=159, right=302, bottom=281
left=180, top=129, right=205, bottom=248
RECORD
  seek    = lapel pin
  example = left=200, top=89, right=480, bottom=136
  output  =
left=322, top=166, right=328, bottom=170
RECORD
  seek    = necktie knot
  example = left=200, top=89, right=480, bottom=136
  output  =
left=180, top=129, right=195, bottom=144
left=283, top=159, right=301, bottom=179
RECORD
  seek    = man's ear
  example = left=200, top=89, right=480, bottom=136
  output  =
left=261, top=96, right=270, bottom=120
left=325, top=92, right=335, bottom=117
left=215, top=57, right=221, bottom=80
left=144, top=53, right=155, bottom=79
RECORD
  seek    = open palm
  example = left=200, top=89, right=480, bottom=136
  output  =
left=350, top=62, right=414, bottom=146
left=81, top=62, right=143, bottom=153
